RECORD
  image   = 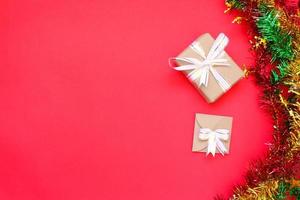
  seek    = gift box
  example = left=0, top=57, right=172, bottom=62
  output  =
left=170, top=33, right=244, bottom=103
left=192, top=113, right=233, bottom=156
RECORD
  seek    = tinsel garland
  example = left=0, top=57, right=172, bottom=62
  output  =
left=219, top=0, right=300, bottom=199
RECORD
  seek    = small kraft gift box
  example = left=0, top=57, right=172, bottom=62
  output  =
left=192, top=113, right=233, bottom=156
left=169, top=33, right=244, bottom=103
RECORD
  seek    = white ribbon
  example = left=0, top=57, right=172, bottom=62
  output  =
left=169, top=33, right=231, bottom=91
left=199, top=128, right=229, bottom=156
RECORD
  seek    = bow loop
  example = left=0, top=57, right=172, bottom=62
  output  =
left=199, top=128, right=213, bottom=140
left=198, top=128, right=229, bottom=156
left=215, top=129, right=230, bottom=141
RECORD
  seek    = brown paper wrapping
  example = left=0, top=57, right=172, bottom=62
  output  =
left=176, top=33, right=244, bottom=103
left=192, top=113, right=233, bottom=154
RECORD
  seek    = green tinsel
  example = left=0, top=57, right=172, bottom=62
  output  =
left=256, top=4, right=294, bottom=83
left=274, top=181, right=290, bottom=200
left=290, top=187, right=300, bottom=200
left=274, top=180, right=300, bottom=200
left=226, top=0, right=245, bottom=10
left=271, top=61, right=289, bottom=84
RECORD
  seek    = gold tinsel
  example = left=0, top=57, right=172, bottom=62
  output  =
left=250, top=36, right=267, bottom=49
left=225, top=0, right=300, bottom=199
left=231, top=179, right=300, bottom=199
left=232, top=180, right=279, bottom=200
left=232, top=16, right=243, bottom=24
left=224, top=2, right=233, bottom=13
left=284, top=57, right=300, bottom=157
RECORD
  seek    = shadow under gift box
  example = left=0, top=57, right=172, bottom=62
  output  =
left=175, top=33, right=244, bottom=103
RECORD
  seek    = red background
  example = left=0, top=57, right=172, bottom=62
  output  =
left=0, top=0, right=273, bottom=199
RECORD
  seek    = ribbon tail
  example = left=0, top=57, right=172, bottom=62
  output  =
left=216, top=138, right=227, bottom=155
left=205, top=68, right=209, bottom=87
left=198, top=68, right=209, bottom=87
left=208, top=144, right=216, bottom=157
left=187, top=69, right=199, bottom=81
left=207, top=138, right=217, bottom=157
left=189, top=67, right=209, bottom=87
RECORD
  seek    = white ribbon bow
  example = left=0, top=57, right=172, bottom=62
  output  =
left=169, top=33, right=231, bottom=91
left=199, top=128, right=229, bottom=156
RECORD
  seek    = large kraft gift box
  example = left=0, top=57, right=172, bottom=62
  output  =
left=175, top=33, right=244, bottom=103
left=192, top=113, right=233, bottom=155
